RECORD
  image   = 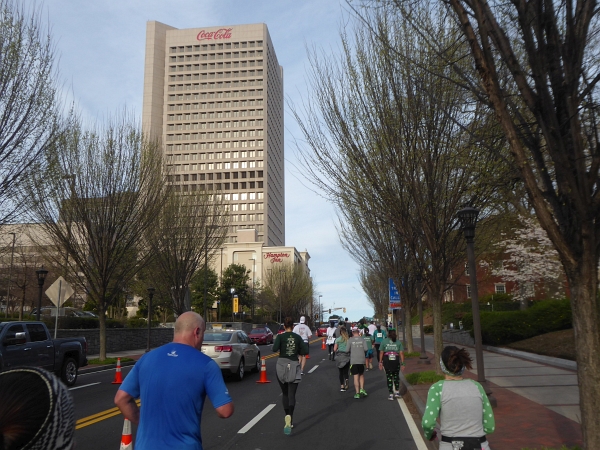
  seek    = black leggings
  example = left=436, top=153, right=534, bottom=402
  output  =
left=277, top=378, right=298, bottom=417
left=386, top=369, right=400, bottom=393
left=328, top=343, right=335, bottom=354
left=374, top=344, right=381, bottom=361
left=338, top=364, right=350, bottom=385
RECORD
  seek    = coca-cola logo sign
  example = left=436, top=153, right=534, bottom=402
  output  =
left=196, top=28, right=233, bottom=41
left=264, top=252, right=290, bottom=263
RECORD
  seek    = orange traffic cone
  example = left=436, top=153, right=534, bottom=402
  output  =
left=119, top=418, right=133, bottom=449
left=112, top=357, right=123, bottom=384
left=256, top=357, right=271, bottom=384
left=305, top=353, right=310, bottom=359
left=321, top=338, right=326, bottom=350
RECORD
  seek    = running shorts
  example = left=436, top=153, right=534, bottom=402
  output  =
left=350, top=364, right=365, bottom=375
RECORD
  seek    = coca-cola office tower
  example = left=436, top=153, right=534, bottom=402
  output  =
left=143, top=22, right=284, bottom=245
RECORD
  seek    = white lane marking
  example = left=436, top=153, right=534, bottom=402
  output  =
left=397, top=397, right=429, bottom=450
left=238, top=404, right=276, bottom=434
left=69, top=382, right=101, bottom=391
left=79, top=366, right=133, bottom=376
left=308, top=365, right=319, bottom=374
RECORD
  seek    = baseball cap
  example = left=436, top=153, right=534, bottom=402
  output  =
left=300, top=316, right=306, bottom=323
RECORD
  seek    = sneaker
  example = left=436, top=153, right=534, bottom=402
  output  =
left=284, top=415, right=292, bottom=435
left=301, top=372, right=304, bottom=375
left=360, top=389, right=368, bottom=397
left=365, top=367, right=369, bottom=372
left=394, top=392, right=401, bottom=398
left=354, top=393, right=361, bottom=399
left=388, top=394, right=394, bottom=401
left=340, top=386, right=345, bottom=392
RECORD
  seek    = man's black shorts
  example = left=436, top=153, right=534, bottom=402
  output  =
left=350, top=364, right=365, bottom=375
left=303, top=341, right=309, bottom=355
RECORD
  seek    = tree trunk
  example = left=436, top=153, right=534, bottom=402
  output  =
left=430, top=283, right=444, bottom=375
left=19, top=287, right=25, bottom=321
left=566, top=250, right=600, bottom=448
left=404, top=302, right=414, bottom=352
left=98, top=303, right=107, bottom=361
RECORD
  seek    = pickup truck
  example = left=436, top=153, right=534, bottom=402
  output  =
left=0, top=321, right=88, bottom=386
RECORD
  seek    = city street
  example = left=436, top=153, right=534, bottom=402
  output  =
left=72, top=341, right=426, bottom=449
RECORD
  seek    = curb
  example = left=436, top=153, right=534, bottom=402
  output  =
left=79, top=359, right=137, bottom=374
left=482, top=345, right=577, bottom=371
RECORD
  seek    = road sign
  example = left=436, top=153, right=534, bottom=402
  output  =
left=233, top=295, right=239, bottom=313
left=389, top=278, right=401, bottom=309
left=45, top=276, right=74, bottom=307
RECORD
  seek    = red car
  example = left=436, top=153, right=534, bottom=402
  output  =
left=249, top=327, right=274, bottom=345
left=316, top=324, right=328, bottom=337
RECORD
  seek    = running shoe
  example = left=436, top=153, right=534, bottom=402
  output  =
left=360, top=389, right=368, bottom=397
left=388, top=394, right=394, bottom=401
left=340, top=386, right=345, bottom=392
left=354, top=393, right=361, bottom=399
left=394, top=392, right=401, bottom=398
left=301, top=371, right=304, bottom=375
left=284, top=415, right=292, bottom=435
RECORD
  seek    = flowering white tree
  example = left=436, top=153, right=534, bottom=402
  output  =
left=494, top=216, right=565, bottom=307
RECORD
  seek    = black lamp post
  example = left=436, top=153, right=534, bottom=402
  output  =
left=230, top=287, right=236, bottom=321
left=457, top=206, right=496, bottom=406
left=146, top=287, right=155, bottom=353
left=35, top=267, right=49, bottom=321
left=416, top=271, right=430, bottom=364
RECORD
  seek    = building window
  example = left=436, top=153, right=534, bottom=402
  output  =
left=465, top=262, right=469, bottom=276
left=466, top=284, right=471, bottom=298
left=495, top=284, right=506, bottom=294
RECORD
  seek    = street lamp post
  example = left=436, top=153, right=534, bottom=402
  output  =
left=318, top=295, right=322, bottom=326
left=4, top=232, right=16, bottom=318
left=457, top=206, right=496, bottom=406
left=417, top=272, right=430, bottom=364
left=204, top=225, right=219, bottom=320
left=35, top=267, right=49, bottom=321
left=146, top=287, right=155, bottom=353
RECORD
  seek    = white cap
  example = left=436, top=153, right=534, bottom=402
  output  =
left=300, top=316, right=306, bottom=323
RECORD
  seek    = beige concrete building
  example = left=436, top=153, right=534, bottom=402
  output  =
left=143, top=22, right=285, bottom=246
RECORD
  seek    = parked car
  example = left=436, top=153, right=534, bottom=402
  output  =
left=248, top=327, right=273, bottom=345
left=0, top=321, right=88, bottom=386
left=277, top=324, right=285, bottom=335
left=31, top=307, right=87, bottom=318
left=201, top=330, right=260, bottom=381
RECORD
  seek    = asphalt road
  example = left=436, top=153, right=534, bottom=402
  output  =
left=72, top=341, right=425, bottom=450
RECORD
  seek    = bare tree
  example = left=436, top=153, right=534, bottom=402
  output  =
left=359, top=268, right=389, bottom=322
left=262, top=263, right=314, bottom=321
left=25, top=112, right=167, bottom=360
left=0, top=0, right=63, bottom=224
left=292, top=10, right=508, bottom=371
left=148, top=189, right=229, bottom=315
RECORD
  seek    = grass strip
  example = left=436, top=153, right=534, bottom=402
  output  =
left=404, top=370, right=444, bottom=385
left=87, top=357, right=135, bottom=365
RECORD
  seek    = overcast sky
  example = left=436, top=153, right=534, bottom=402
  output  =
left=39, top=0, right=373, bottom=321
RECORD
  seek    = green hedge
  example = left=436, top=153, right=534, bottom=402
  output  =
left=461, top=299, right=572, bottom=345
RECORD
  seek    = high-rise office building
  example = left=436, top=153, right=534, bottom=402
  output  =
left=143, top=22, right=284, bottom=245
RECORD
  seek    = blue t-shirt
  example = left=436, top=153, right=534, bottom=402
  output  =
left=120, top=342, right=232, bottom=450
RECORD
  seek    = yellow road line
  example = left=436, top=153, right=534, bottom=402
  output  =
left=76, top=400, right=140, bottom=430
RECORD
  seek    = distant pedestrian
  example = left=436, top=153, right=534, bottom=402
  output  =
left=0, top=367, right=75, bottom=450
left=293, top=316, right=312, bottom=375
left=373, top=323, right=387, bottom=362
left=368, top=320, right=377, bottom=337
left=347, top=326, right=368, bottom=398
left=273, top=316, right=308, bottom=435
left=326, top=320, right=337, bottom=360
left=115, top=312, right=233, bottom=449
left=334, top=325, right=350, bottom=391
left=378, top=329, right=405, bottom=400
left=362, top=327, right=375, bottom=370
left=422, top=346, right=495, bottom=449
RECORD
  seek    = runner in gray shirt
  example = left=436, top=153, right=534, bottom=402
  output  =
left=347, top=327, right=368, bottom=398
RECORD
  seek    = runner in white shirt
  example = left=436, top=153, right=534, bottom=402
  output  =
left=293, top=316, right=312, bottom=374
left=368, top=321, right=377, bottom=337
left=326, top=320, right=337, bottom=361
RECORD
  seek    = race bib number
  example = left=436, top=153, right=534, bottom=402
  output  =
left=388, top=354, right=396, bottom=360
left=377, top=333, right=382, bottom=338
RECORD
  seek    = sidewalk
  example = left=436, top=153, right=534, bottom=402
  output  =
left=403, top=335, right=583, bottom=449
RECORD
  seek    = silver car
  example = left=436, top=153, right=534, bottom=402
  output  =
left=201, top=330, right=261, bottom=381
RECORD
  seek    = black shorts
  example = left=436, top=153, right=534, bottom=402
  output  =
left=350, top=364, right=365, bottom=375
left=303, top=342, right=309, bottom=355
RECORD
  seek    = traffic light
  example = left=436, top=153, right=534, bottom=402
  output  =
left=315, top=314, right=319, bottom=319
left=328, top=309, right=331, bottom=313
left=233, top=295, right=239, bottom=313
left=343, top=308, right=346, bottom=313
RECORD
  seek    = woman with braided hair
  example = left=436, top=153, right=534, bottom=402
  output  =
left=422, top=346, right=495, bottom=449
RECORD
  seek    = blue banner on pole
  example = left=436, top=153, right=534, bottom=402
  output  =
left=389, top=278, right=401, bottom=309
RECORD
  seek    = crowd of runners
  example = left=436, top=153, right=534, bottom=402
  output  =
left=271, top=316, right=405, bottom=435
